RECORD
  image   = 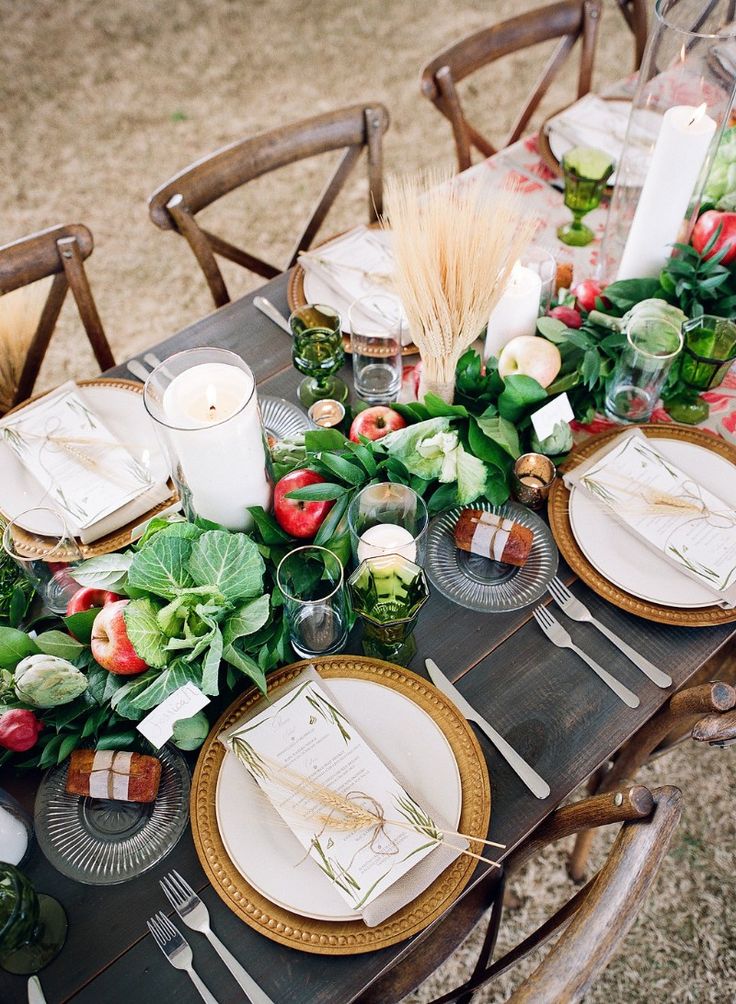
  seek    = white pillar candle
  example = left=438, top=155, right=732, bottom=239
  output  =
left=484, top=262, right=543, bottom=361
left=162, top=362, right=271, bottom=530
left=617, top=104, right=717, bottom=280
left=357, top=524, right=417, bottom=562
left=0, top=805, right=29, bottom=865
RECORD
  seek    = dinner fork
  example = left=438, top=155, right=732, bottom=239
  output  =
left=160, top=870, right=275, bottom=1004
left=532, top=604, right=640, bottom=709
left=147, top=911, right=218, bottom=1004
left=547, top=577, right=672, bottom=689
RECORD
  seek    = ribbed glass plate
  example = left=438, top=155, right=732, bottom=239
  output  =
left=261, top=395, right=310, bottom=442
left=426, top=502, right=558, bottom=613
left=34, top=745, right=190, bottom=885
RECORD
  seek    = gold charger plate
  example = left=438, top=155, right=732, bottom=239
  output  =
left=548, top=423, right=736, bottom=627
left=1, top=378, right=179, bottom=559
left=287, top=226, right=419, bottom=357
left=191, top=655, right=491, bottom=955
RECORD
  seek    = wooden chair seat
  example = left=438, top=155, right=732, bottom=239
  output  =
left=148, top=103, right=389, bottom=308
left=359, top=785, right=681, bottom=1003
left=419, top=0, right=602, bottom=172
left=0, top=224, right=115, bottom=410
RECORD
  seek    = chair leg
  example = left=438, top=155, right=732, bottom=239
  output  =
left=567, top=766, right=608, bottom=882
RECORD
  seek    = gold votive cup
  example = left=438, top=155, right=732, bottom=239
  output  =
left=511, top=453, right=556, bottom=509
left=308, top=399, right=346, bottom=428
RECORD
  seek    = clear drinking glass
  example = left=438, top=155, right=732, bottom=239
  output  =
left=347, top=483, right=428, bottom=567
left=605, top=316, right=683, bottom=423
left=681, top=315, right=736, bottom=391
left=348, top=294, right=405, bottom=403
left=276, top=546, right=348, bottom=659
left=2, top=509, right=82, bottom=614
left=521, top=246, right=557, bottom=312
left=289, top=304, right=349, bottom=407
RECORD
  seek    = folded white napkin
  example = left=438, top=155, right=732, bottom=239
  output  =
left=220, top=665, right=466, bottom=927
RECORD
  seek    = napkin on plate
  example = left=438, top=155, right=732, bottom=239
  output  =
left=297, top=226, right=412, bottom=345
left=0, top=381, right=172, bottom=544
left=220, top=665, right=466, bottom=927
left=564, top=429, right=736, bottom=608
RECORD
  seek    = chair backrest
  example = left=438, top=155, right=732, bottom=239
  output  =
left=148, top=102, right=390, bottom=308
left=419, top=0, right=602, bottom=172
left=616, top=0, right=649, bottom=69
left=0, top=224, right=115, bottom=410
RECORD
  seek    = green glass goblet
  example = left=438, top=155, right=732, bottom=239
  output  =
left=557, top=146, right=614, bottom=247
left=289, top=303, right=349, bottom=407
left=0, top=864, right=67, bottom=974
left=348, top=554, right=429, bottom=667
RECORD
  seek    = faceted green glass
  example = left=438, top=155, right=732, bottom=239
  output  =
left=348, top=555, right=429, bottom=667
left=0, top=864, right=67, bottom=975
left=681, top=315, right=736, bottom=391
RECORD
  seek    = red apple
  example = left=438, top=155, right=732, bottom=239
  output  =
left=273, top=469, right=335, bottom=539
left=91, top=600, right=148, bottom=675
left=66, top=587, right=122, bottom=617
left=548, top=305, right=583, bottom=329
left=573, top=279, right=608, bottom=314
left=349, top=406, right=406, bottom=443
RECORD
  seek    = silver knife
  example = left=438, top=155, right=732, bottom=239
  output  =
left=253, top=296, right=292, bottom=335
left=28, top=976, right=47, bottom=1004
left=425, top=658, right=551, bottom=800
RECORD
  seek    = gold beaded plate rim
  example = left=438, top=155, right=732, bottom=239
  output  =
left=0, top=378, right=179, bottom=559
left=548, top=423, right=736, bottom=627
left=191, top=655, right=491, bottom=955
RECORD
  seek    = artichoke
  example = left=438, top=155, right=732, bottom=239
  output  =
left=14, top=654, right=88, bottom=708
left=588, top=298, right=687, bottom=334
left=530, top=420, right=573, bottom=457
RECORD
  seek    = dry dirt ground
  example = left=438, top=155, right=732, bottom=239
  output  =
left=2, top=1, right=735, bottom=1000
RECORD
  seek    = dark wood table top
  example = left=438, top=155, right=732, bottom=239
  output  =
left=2, top=272, right=734, bottom=1004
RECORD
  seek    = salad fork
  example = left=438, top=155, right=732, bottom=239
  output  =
left=147, top=912, right=218, bottom=1004
left=160, top=870, right=275, bottom=1004
left=533, top=604, right=640, bottom=708
left=547, top=577, right=672, bottom=689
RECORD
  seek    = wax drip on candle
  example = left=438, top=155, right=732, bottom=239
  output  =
left=206, top=383, right=218, bottom=420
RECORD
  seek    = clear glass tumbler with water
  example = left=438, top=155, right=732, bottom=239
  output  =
left=604, top=315, right=683, bottom=423
left=348, top=294, right=405, bottom=404
left=276, top=545, right=348, bottom=658
left=2, top=509, right=82, bottom=614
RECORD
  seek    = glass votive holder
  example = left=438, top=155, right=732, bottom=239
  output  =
left=511, top=454, right=557, bottom=509
left=276, top=545, right=349, bottom=659
left=308, top=399, right=346, bottom=428
left=348, top=294, right=405, bottom=404
left=604, top=315, right=683, bottom=423
left=347, top=484, right=428, bottom=567
left=521, top=246, right=557, bottom=313
left=348, top=554, right=429, bottom=667
left=0, top=790, right=33, bottom=869
left=681, top=315, right=736, bottom=391
left=2, top=509, right=82, bottom=614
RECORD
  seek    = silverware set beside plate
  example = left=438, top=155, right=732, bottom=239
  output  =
left=147, top=870, right=275, bottom=1004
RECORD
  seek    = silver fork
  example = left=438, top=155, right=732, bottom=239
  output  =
left=547, top=578, right=672, bottom=689
left=147, top=912, right=218, bottom=1004
left=160, top=870, right=275, bottom=1004
left=533, top=604, right=640, bottom=709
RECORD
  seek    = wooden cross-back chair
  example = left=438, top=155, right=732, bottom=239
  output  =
left=419, top=0, right=602, bottom=173
left=361, top=785, right=682, bottom=1004
left=616, top=0, right=649, bottom=69
left=568, top=679, right=736, bottom=881
left=148, top=103, right=389, bottom=309
left=0, top=224, right=115, bottom=410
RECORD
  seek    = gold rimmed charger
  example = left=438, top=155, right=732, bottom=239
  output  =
left=191, top=655, right=491, bottom=955
left=548, top=423, right=736, bottom=627
left=0, top=378, right=178, bottom=559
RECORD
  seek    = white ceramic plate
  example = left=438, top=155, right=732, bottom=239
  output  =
left=215, top=676, right=462, bottom=922
left=569, top=438, right=736, bottom=609
left=0, top=381, right=170, bottom=536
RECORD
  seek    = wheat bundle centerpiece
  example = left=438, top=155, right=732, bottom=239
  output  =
left=384, top=172, right=537, bottom=403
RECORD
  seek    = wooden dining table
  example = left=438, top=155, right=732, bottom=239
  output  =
left=1, top=266, right=735, bottom=1004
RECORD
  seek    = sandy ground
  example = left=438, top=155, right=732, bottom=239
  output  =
left=2, top=1, right=735, bottom=1000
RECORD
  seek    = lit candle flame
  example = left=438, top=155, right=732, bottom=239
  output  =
left=688, top=103, right=707, bottom=127
left=206, top=383, right=218, bottom=419
left=680, top=42, right=686, bottom=64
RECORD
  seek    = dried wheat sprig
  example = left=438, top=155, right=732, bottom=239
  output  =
left=383, top=171, right=537, bottom=402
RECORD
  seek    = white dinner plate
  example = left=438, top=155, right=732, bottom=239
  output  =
left=215, top=676, right=462, bottom=922
left=0, top=381, right=170, bottom=536
left=569, top=437, right=736, bottom=609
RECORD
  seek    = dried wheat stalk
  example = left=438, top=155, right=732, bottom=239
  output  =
left=384, top=172, right=536, bottom=402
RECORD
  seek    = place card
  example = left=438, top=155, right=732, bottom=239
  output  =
left=566, top=429, right=736, bottom=607
left=137, top=683, right=210, bottom=748
left=531, top=393, right=574, bottom=442
left=224, top=678, right=442, bottom=913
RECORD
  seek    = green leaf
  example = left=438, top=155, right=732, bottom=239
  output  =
left=38, top=734, right=65, bottom=768
left=285, top=483, right=348, bottom=501
left=455, top=447, right=488, bottom=505
left=247, top=506, right=294, bottom=545
left=70, top=553, right=133, bottom=592
left=112, top=661, right=201, bottom=719
left=0, top=627, right=39, bottom=667
left=222, top=643, right=267, bottom=694
left=136, top=518, right=202, bottom=550
left=57, top=733, right=81, bottom=764
left=127, top=534, right=195, bottom=599
left=313, top=492, right=351, bottom=546
left=305, top=428, right=347, bottom=453
left=427, top=482, right=458, bottom=515
left=467, top=418, right=508, bottom=469
left=35, top=630, right=85, bottom=660
left=603, top=278, right=664, bottom=310
left=497, top=375, right=547, bottom=423
left=123, top=598, right=170, bottom=668
left=422, top=393, right=468, bottom=418
left=223, top=595, right=270, bottom=647
left=475, top=413, right=520, bottom=459
left=316, top=453, right=366, bottom=485
left=188, top=530, right=265, bottom=601
left=63, top=608, right=100, bottom=644
left=547, top=369, right=583, bottom=395
left=391, top=402, right=430, bottom=423
left=200, top=626, right=223, bottom=696
left=343, top=441, right=378, bottom=476
left=484, top=471, right=510, bottom=505
left=536, top=316, right=569, bottom=343
left=582, top=349, right=601, bottom=390
left=95, top=730, right=139, bottom=750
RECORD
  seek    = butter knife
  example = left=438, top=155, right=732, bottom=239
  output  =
left=28, top=976, right=47, bottom=1004
left=425, top=658, right=551, bottom=800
